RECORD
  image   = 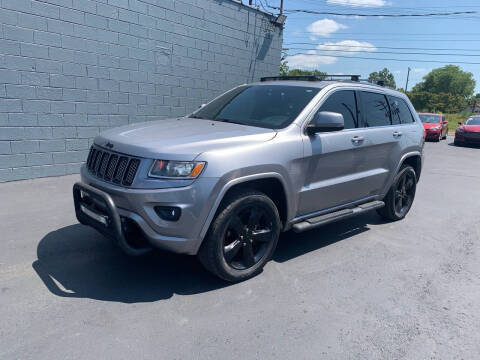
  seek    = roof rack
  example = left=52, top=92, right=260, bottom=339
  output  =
left=260, top=74, right=361, bottom=82
left=259, top=75, right=390, bottom=88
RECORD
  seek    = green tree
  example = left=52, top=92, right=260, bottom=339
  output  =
left=285, top=69, right=327, bottom=78
left=368, top=68, right=396, bottom=88
left=467, top=93, right=480, bottom=112
left=279, top=60, right=289, bottom=76
left=279, top=61, right=327, bottom=78
left=412, top=65, right=475, bottom=99
left=407, top=91, right=466, bottom=113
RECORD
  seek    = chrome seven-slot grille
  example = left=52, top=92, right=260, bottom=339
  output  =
left=86, top=145, right=141, bottom=186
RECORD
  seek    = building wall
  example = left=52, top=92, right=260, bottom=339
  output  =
left=0, top=0, right=283, bottom=182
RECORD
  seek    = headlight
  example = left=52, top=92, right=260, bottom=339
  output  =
left=149, top=160, right=205, bottom=179
left=431, top=126, right=441, bottom=131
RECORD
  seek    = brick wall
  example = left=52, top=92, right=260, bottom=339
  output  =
left=0, top=0, right=282, bottom=182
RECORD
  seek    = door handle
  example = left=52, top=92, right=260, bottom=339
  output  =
left=393, top=131, right=403, bottom=138
left=351, top=136, right=364, bottom=144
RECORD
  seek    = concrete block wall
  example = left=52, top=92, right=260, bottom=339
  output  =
left=0, top=0, right=283, bottom=182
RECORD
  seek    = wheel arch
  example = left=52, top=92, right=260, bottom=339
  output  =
left=198, top=173, right=290, bottom=242
left=398, top=152, right=423, bottom=182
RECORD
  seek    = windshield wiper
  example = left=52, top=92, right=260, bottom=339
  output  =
left=189, top=114, right=207, bottom=119
left=214, top=118, right=245, bottom=125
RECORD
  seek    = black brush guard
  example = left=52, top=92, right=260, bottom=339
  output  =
left=73, top=182, right=151, bottom=256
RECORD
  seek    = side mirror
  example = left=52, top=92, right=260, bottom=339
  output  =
left=307, top=111, right=344, bottom=135
left=458, top=122, right=463, bottom=126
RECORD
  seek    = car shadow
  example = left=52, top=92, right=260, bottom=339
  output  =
left=273, top=212, right=383, bottom=263
left=33, top=212, right=384, bottom=303
left=447, top=141, right=480, bottom=148
left=32, top=224, right=227, bottom=303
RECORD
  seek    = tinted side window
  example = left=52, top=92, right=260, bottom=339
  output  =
left=387, top=96, right=415, bottom=124
left=359, top=91, right=391, bottom=127
left=317, top=90, right=357, bottom=129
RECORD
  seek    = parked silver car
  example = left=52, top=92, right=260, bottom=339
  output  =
left=73, top=76, right=425, bottom=281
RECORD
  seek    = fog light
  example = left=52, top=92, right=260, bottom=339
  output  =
left=154, top=206, right=181, bottom=222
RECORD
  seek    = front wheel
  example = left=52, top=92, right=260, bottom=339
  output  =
left=377, top=165, right=417, bottom=221
left=198, top=189, right=281, bottom=282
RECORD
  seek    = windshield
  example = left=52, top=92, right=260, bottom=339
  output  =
left=466, top=117, right=480, bottom=125
left=419, top=114, right=441, bottom=123
left=189, top=85, right=320, bottom=129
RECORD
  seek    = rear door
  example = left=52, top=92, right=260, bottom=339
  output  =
left=354, top=91, right=403, bottom=197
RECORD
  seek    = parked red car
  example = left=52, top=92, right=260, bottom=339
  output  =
left=418, top=113, right=448, bottom=141
left=454, top=116, right=480, bottom=146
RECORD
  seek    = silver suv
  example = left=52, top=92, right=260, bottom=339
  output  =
left=73, top=76, right=424, bottom=282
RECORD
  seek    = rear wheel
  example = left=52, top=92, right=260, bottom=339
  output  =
left=377, top=165, right=417, bottom=221
left=198, top=189, right=281, bottom=282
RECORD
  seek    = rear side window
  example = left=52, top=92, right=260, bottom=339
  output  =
left=359, top=91, right=391, bottom=127
left=317, top=90, right=357, bottom=129
left=387, top=96, right=415, bottom=124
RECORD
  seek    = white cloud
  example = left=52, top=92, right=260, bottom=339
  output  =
left=286, top=50, right=338, bottom=68
left=307, top=19, right=347, bottom=38
left=327, top=0, right=387, bottom=7
left=286, top=40, right=378, bottom=69
left=316, top=40, right=377, bottom=55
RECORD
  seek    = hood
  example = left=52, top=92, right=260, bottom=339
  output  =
left=94, top=117, right=277, bottom=160
left=422, top=122, right=442, bottom=129
left=461, top=124, right=480, bottom=133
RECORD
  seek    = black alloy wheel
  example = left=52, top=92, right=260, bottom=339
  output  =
left=377, top=164, right=417, bottom=221
left=223, top=204, right=275, bottom=270
left=198, top=189, right=281, bottom=282
left=393, top=168, right=416, bottom=218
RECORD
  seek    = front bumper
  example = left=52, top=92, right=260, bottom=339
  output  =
left=73, top=182, right=152, bottom=256
left=425, top=130, right=441, bottom=140
left=76, top=165, right=219, bottom=255
left=455, top=132, right=480, bottom=144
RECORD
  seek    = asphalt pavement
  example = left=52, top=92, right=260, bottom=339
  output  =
left=1, top=137, right=480, bottom=360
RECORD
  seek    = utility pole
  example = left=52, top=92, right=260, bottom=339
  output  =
left=405, top=67, right=411, bottom=92
left=280, top=0, right=284, bottom=14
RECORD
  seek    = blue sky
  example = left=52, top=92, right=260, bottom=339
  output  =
left=274, top=0, right=480, bottom=93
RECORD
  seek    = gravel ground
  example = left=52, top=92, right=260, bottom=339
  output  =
left=1, top=138, right=479, bottom=360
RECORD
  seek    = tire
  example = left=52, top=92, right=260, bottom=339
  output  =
left=454, top=139, right=462, bottom=146
left=435, top=134, right=440, bottom=142
left=377, top=165, right=417, bottom=221
left=198, top=189, right=281, bottom=282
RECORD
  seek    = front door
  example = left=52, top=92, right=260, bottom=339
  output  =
left=298, top=89, right=369, bottom=216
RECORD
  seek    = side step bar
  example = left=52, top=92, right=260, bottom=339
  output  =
left=292, top=200, right=385, bottom=233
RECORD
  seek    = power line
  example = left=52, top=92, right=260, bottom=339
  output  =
left=288, top=32, right=480, bottom=36
left=284, top=52, right=480, bottom=65
left=269, top=7, right=479, bottom=17
left=284, top=47, right=480, bottom=57
left=284, top=43, right=480, bottom=53
left=286, top=35, right=480, bottom=42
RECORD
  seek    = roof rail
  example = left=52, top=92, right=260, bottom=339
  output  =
left=260, top=74, right=361, bottom=82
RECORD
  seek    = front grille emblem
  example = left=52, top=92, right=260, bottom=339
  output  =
left=106, top=142, right=114, bottom=149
